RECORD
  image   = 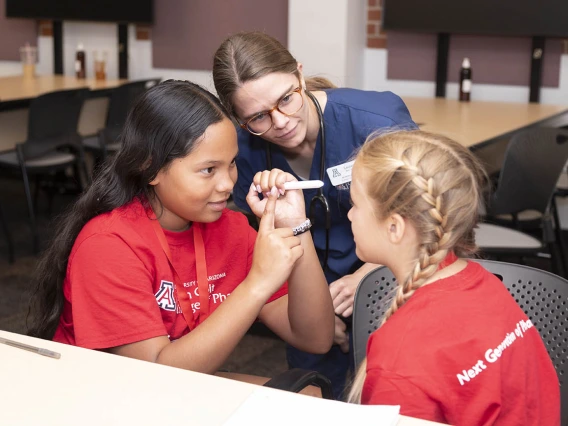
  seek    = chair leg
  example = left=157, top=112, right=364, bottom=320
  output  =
left=75, top=148, right=90, bottom=189
left=0, top=202, right=15, bottom=264
left=91, top=153, right=103, bottom=177
left=21, top=169, right=39, bottom=255
left=100, top=144, right=108, bottom=164
left=16, top=145, right=40, bottom=254
left=33, top=174, right=41, bottom=216
left=46, top=189, right=54, bottom=217
left=79, top=157, right=90, bottom=188
left=547, top=242, right=564, bottom=277
left=551, top=198, right=567, bottom=277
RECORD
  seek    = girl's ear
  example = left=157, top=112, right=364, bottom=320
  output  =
left=141, top=157, right=158, bottom=185
left=387, top=213, right=406, bottom=244
left=149, top=170, right=161, bottom=186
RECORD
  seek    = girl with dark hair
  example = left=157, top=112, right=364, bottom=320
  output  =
left=27, top=80, right=334, bottom=378
left=213, top=31, right=416, bottom=397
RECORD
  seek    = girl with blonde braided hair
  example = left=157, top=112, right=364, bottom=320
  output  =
left=346, top=130, right=559, bottom=425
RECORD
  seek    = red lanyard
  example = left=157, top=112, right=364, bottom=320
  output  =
left=150, top=217, right=210, bottom=330
left=192, top=223, right=210, bottom=320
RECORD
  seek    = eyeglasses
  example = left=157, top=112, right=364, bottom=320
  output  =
left=239, top=87, right=304, bottom=136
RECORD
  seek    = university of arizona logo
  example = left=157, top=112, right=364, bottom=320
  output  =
left=155, top=280, right=176, bottom=311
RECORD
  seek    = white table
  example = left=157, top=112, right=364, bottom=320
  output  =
left=0, top=330, right=444, bottom=426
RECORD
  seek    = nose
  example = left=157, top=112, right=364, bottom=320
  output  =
left=217, top=169, right=237, bottom=193
left=347, top=207, right=353, bottom=222
left=270, top=109, right=289, bottom=130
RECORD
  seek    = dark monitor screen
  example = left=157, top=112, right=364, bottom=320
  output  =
left=383, top=0, right=568, bottom=38
left=6, top=0, right=153, bottom=24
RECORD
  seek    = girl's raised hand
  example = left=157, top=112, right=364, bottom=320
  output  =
left=248, top=187, right=304, bottom=295
left=246, top=169, right=307, bottom=228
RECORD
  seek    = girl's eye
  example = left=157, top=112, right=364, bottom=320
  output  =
left=200, top=167, right=214, bottom=175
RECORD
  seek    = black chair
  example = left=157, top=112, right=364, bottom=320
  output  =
left=353, top=260, right=568, bottom=424
left=552, top=165, right=568, bottom=267
left=263, top=368, right=334, bottom=399
left=0, top=88, right=89, bottom=254
left=543, top=113, right=568, bottom=245
left=83, top=79, right=161, bottom=164
left=475, top=128, right=568, bottom=277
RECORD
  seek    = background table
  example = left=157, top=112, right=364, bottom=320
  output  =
left=0, top=75, right=128, bottom=151
left=402, top=97, right=568, bottom=174
left=0, top=75, right=127, bottom=108
left=403, top=97, right=567, bottom=148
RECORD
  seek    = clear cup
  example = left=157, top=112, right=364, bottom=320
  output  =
left=94, top=50, right=108, bottom=81
left=20, top=44, right=37, bottom=79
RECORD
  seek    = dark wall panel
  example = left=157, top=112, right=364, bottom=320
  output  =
left=152, top=0, right=288, bottom=71
left=387, top=32, right=562, bottom=88
left=0, top=0, right=38, bottom=61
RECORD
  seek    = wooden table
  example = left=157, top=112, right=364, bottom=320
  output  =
left=0, top=74, right=127, bottom=108
left=0, top=330, right=444, bottom=426
left=0, top=75, right=128, bottom=150
left=402, top=97, right=568, bottom=173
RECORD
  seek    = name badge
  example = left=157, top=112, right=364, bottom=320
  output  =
left=326, top=161, right=354, bottom=187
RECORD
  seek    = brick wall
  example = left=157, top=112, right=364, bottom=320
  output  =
left=367, top=0, right=386, bottom=49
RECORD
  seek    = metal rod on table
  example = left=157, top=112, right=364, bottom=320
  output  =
left=0, top=336, right=61, bottom=359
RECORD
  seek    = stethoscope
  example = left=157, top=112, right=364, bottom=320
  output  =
left=265, top=90, right=331, bottom=269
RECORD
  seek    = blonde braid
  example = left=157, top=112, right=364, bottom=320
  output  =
left=382, top=157, right=453, bottom=322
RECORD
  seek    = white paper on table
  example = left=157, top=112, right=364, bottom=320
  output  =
left=223, top=387, right=399, bottom=426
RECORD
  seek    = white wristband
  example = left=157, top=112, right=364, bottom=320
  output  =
left=292, top=219, right=312, bottom=236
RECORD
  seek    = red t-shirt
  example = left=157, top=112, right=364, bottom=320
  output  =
left=362, top=261, right=559, bottom=426
left=53, top=198, right=287, bottom=349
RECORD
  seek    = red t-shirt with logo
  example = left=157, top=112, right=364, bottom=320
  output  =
left=362, top=261, right=559, bottom=426
left=53, top=198, right=287, bottom=349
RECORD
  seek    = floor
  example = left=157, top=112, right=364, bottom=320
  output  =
left=0, top=175, right=288, bottom=378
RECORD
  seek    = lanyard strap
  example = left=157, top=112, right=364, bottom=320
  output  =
left=192, top=223, right=210, bottom=319
left=149, top=217, right=210, bottom=330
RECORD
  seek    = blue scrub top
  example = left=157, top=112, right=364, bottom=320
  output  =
left=233, top=88, right=416, bottom=283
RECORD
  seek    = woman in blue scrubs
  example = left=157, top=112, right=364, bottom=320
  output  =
left=212, top=31, right=416, bottom=398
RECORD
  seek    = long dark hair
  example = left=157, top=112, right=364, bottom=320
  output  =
left=27, top=80, right=229, bottom=339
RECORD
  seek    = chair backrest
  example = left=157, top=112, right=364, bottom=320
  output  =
left=104, top=79, right=161, bottom=138
left=352, top=267, right=397, bottom=370
left=490, top=127, right=568, bottom=215
left=353, top=259, right=568, bottom=424
left=27, top=88, right=89, bottom=141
